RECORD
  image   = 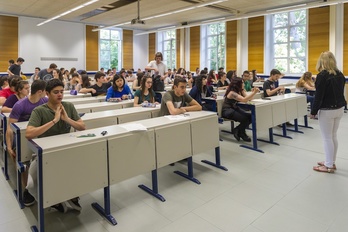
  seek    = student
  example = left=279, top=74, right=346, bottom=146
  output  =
left=0, top=75, right=22, bottom=106
left=295, top=71, right=315, bottom=111
left=26, top=79, right=85, bottom=212
left=189, top=75, right=214, bottom=111
left=207, top=69, right=218, bottom=86
left=106, top=74, right=133, bottom=101
left=222, top=76, right=260, bottom=142
left=0, top=76, right=9, bottom=90
left=65, top=73, right=80, bottom=90
left=310, top=51, right=346, bottom=173
left=29, top=67, right=40, bottom=84
left=53, top=68, right=64, bottom=82
left=5, top=80, right=47, bottom=207
left=242, top=70, right=252, bottom=91
left=77, top=74, right=93, bottom=93
left=263, top=69, right=285, bottom=97
left=217, top=71, right=229, bottom=90
left=1, top=80, right=30, bottom=113
left=37, top=63, right=57, bottom=81
left=164, top=69, right=174, bottom=84
left=89, top=72, right=111, bottom=96
left=145, top=52, right=167, bottom=77
left=133, top=75, right=156, bottom=107
left=159, top=77, right=202, bottom=116
left=132, top=72, right=144, bottom=91
left=7, top=57, right=25, bottom=76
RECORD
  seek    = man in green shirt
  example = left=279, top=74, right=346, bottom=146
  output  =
left=159, top=77, right=202, bottom=116
left=26, top=79, right=86, bottom=213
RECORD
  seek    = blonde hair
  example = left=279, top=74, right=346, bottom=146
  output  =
left=316, top=51, right=338, bottom=75
left=296, top=71, right=313, bottom=88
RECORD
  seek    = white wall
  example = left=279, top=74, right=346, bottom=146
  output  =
left=19, top=17, right=85, bottom=73
left=133, top=30, right=148, bottom=71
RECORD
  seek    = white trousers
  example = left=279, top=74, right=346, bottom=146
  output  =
left=318, top=107, right=344, bottom=168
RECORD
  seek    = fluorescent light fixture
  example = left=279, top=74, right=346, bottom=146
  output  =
left=92, top=0, right=227, bottom=31
left=37, top=0, right=99, bottom=26
left=157, top=26, right=176, bottom=31
left=266, top=3, right=307, bottom=12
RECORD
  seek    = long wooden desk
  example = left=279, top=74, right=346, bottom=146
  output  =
left=27, top=111, right=225, bottom=232
left=63, top=93, right=92, bottom=99
left=64, top=97, right=103, bottom=105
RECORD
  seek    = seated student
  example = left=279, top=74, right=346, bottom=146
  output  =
left=0, top=76, right=9, bottom=90
left=133, top=75, right=157, bottom=107
left=106, top=74, right=133, bottom=101
left=263, top=69, right=285, bottom=97
left=217, top=71, right=229, bottom=90
left=242, top=70, right=252, bottom=92
left=186, top=71, right=193, bottom=88
left=207, top=69, right=218, bottom=86
left=132, top=72, right=144, bottom=91
left=222, top=76, right=260, bottom=142
left=1, top=80, right=30, bottom=113
left=76, top=74, right=94, bottom=94
left=26, top=79, right=85, bottom=213
left=159, top=77, right=202, bottom=116
left=164, top=69, right=174, bottom=84
left=295, top=71, right=315, bottom=110
left=0, top=75, right=22, bottom=106
left=189, top=75, right=214, bottom=111
left=65, top=73, right=80, bottom=90
left=6, top=80, right=47, bottom=207
left=89, top=72, right=111, bottom=96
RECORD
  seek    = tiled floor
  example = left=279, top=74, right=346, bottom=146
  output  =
left=1, top=115, right=348, bottom=232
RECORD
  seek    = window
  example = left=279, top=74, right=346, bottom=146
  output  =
left=157, top=30, right=176, bottom=69
left=99, top=29, right=122, bottom=70
left=201, top=23, right=225, bottom=71
left=272, top=10, right=307, bottom=74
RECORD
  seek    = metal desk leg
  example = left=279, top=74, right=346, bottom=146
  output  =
left=201, top=147, right=228, bottom=171
left=287, top=119, right=304, bottom=134
left=257, top=128, right=279, bottom=145
left=174, top=157, right=201, bottom=184
left=298, top=115, right=313, bottom=129
left=239, top=105, right=264, bottom=153
left=92, top=186, right=117, bottom=225
left=273, top=123, right=292, bottom=139
left=138, top=170, right=166, bottom=202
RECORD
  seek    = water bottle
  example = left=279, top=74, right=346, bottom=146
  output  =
left=128, top=93, right=132, bottom=100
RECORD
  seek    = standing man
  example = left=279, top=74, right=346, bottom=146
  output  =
left=159, top=77, right=202, bottom=116
left=145, top=52, right=167, bottom=78
left=37, top=63, right=57, bottom=81
left=26, top=79, right=86, bottom=212
left=7, top=57, right=25, bottom=76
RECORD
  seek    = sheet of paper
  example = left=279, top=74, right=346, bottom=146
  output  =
left=119, top=123, right=147, bottom=131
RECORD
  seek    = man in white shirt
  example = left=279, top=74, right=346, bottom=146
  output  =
left=145, top=52, right=167, bottom=78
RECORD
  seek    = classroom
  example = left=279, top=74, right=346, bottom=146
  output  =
left=1, top=1, right=348, bottom=232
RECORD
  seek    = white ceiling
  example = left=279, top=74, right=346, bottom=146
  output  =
left=0, top=0, right=341, bottom=31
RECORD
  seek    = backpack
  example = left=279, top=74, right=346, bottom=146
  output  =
left=152, top=75, right=164, bottom=91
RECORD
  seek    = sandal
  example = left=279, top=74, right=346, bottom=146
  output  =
left=317, top=161, right=336, bottom=170
left=313, top=165, right=335, bottom=173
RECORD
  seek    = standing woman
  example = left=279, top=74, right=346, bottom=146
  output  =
left=133, top=75, right=156, bottom=106
left=106, top=74, right=133, bottom=101
left=222, top=75, right=260, bottom=142
left=311, top=51, right=346, bottom=173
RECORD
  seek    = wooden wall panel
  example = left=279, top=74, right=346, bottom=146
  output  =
left=248, top=16, right=264, bottom=73
left=0, top=16, right=18, bottom=72
left=176, top=29, right=181, bottom=69
left=226, top=20, right=237, bottom=71
left=123, top=29, right=133, bottom=69
left=86, top=25, right=99, bottom=71
left=148, top=33, right=156, bottom=62
left=343, top=4, right=348, bottom=73
left=190, top=26, right=200, bottom=71
left=308, top=7, right=329, bottom=74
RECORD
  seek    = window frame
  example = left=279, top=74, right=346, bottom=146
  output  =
left=99, top=29, right=123, bottom=70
